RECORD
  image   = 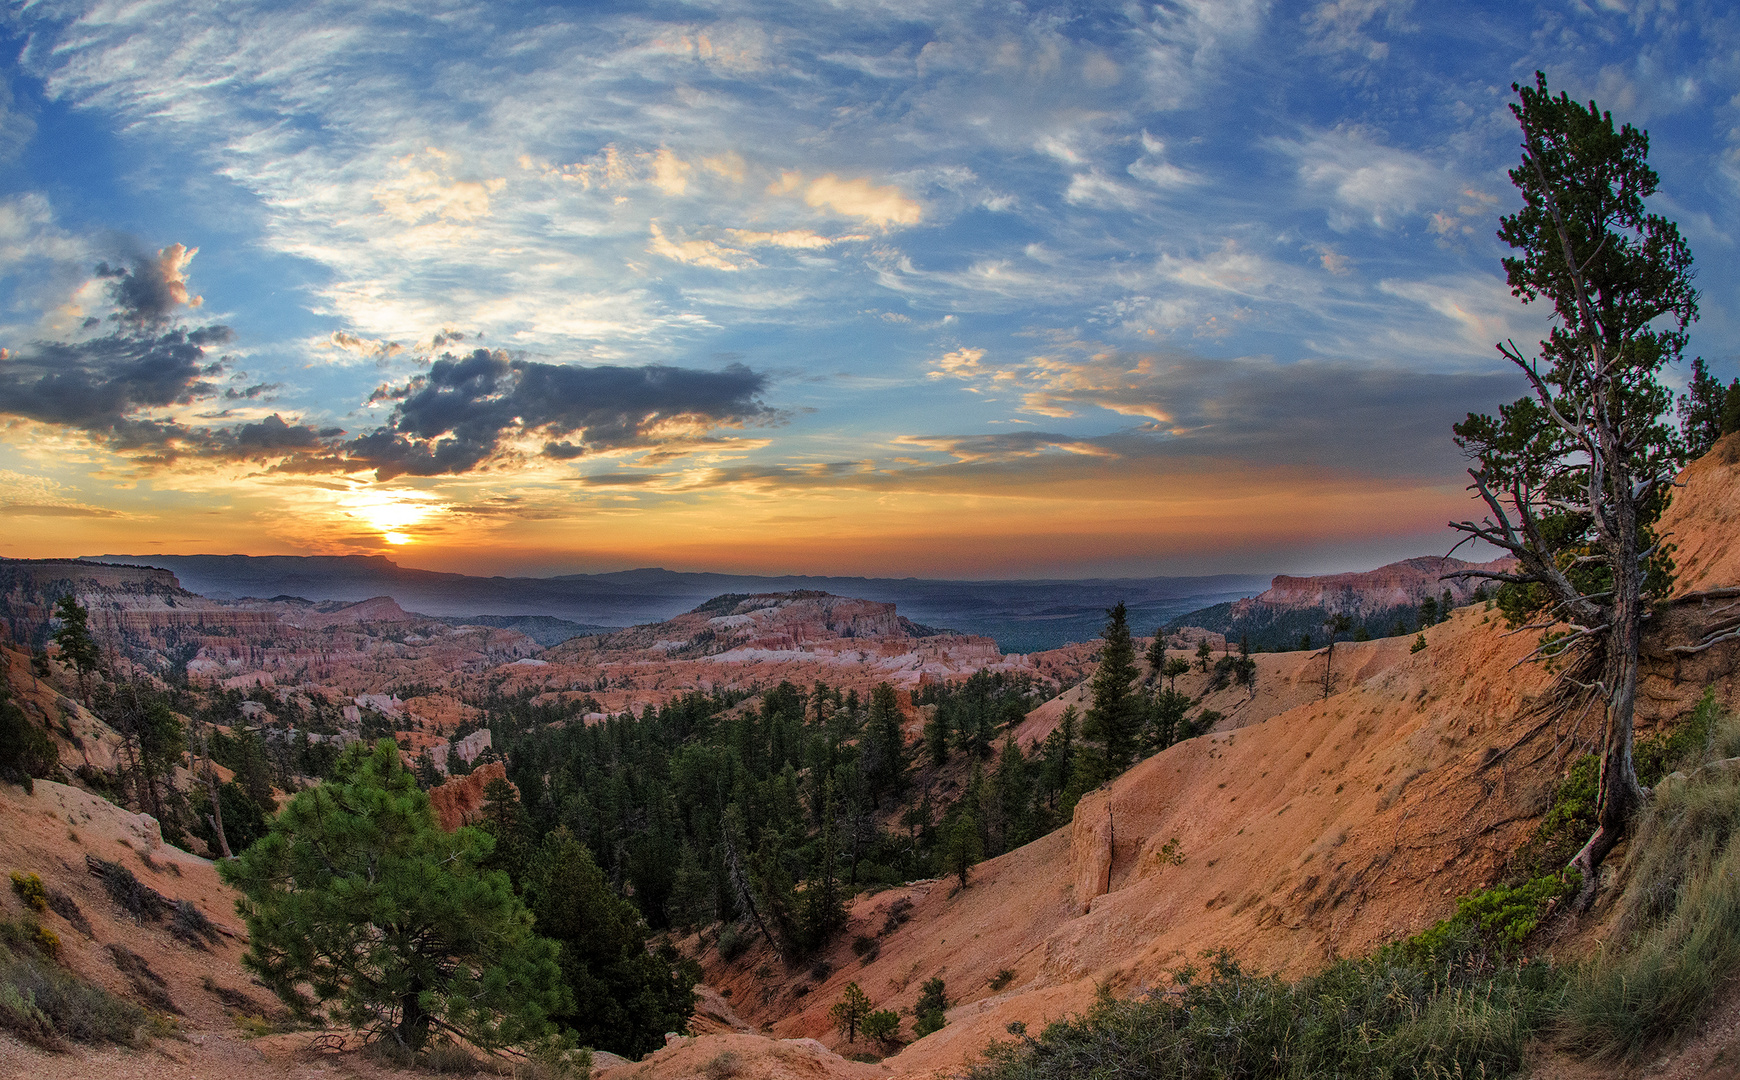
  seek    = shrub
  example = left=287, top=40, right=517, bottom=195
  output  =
left=704, top=1050, right=743, bottom=1079
left=0, top=690, right=57, bottom=794
left=861, top=1008, right=901, bottom=1046
left=914, top=976, right=948, bottom=1037
left=1406, top=873, right=1578, bottom=961
left=879, top=897, right=913, bottom=936
left=968, top=946, right=1559, bottom=1080
left=85, top=854, right=172, bottom=922
left=1635, top=687, right=1730, bottom=787
left=0, top=919, right=145, bottom=1047
left=988, top=968, right=1015, bottom=991
left=45, top=890, right=92, bottom=938
left=0, top=982, right=59, bottom=1050
left=717, top=923, right=751, bottom=963
left=169, top=900, right=222, bottom=951
left=10, top=872, right=48, bottom=913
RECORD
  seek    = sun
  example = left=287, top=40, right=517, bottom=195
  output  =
left=340, top=490, right=441, bottom=545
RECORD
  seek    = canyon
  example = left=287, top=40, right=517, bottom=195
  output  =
left=3, top=436, right=1740, bottom=1079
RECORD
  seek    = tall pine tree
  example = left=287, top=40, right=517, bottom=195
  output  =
left=1083, top=602, right=1141, bottom=775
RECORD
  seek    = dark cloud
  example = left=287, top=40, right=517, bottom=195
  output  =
left=317, top=348, right=773, bottom=480
left=5, top=249, right=769, bottom=476
left=665, top=356, right=1517, bottom=496
left=0, top=245, right=247, bottom=462
left=234, top=414, right=333, bottom=452
left=1006, top=350, right=1519, bottom=478
left=575, top=472, right=673, bottom=487
left=0, top=324, right=230, bottom=441
left=97, top=244, right=205, bottom=326
left=225, top=382, right=281, bottom=400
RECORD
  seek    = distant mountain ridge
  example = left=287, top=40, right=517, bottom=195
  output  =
left=86, top=553, right=1271, bottom=652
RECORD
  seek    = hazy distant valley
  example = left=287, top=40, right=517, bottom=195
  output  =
left=85, top=553, right=1271, bottom=655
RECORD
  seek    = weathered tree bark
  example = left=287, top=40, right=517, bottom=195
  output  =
left=398, top=976, right=429, bottom=1049
left=1569, top=480, right=1647, bottom=907
left=198, top=726, right=234, bottom=860
left=722, top=814, right=780, bottom=957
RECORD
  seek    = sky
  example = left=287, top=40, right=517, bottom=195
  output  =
left=0, top=0, right=1735, bottom=580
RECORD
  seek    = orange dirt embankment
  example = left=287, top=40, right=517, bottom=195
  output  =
left=1659, top=431, right=1740, bottom=595
left=0, top=779, right=264, bottom=1036
left=682, top=602, right=1565, bottom=1075
left=683, top=611, right=1738, bottom=1078
left=1015, top=632, right=1424, bottom=751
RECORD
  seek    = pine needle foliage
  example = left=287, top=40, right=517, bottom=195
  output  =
left=219, top=739, right=563, bottom=1051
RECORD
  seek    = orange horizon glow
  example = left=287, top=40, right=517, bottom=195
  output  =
left=0, top=454, right=1489, bottom=579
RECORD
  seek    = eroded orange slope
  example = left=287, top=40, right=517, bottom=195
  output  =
left=674, top=601, right=1566, bottom=1077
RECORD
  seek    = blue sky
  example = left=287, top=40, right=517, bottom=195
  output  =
left=0, top=0, right=1734, bottom=578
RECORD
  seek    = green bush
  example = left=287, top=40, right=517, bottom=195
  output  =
left=10, top=872, right=48, bottom=913
left=0, top=690, right=57, bottom=794
left=717, top=923, right=752, bottom=963
left=862, top=1008, right=901, bottom=1046
left=0, top=918, right=145, bottom=1048
left=970, top=945, right=1559, bottom=1080
left=914, top=976, right=948, bottom=1037
left=1405, top=873, right=1577, bottom=959
left=1635, top=687, right=1730, bottom=787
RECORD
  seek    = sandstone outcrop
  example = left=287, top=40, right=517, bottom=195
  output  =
left=428, top=761, right=512, bottom=831
left=1233, top=554, right=1516, bottom=621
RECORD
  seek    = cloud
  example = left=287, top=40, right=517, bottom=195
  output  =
left=0, top=470, right=119, bottom=518
left=647, top=222, right=754, bottom=271
left=0, top=79, right=36, bottom=164
left=1277, top=128, right=1457, bottom=231
left=1065, top=170, right=1147, bottom=210
left=776, top=173, right=923, bottom=230
left=308, top=348, right=773, bottom=480
left=97, top=244, right=204, bottom=326
left=0, top=248, right=236, bottom=460
left=941, top=343, right=1518, bottom=477
left=897, top=432, right=1117, bottom=463
left=927, top=346, right=987, bottom=379
left=235, top=413, right=335, bottom=452
left=1303, top=0, right=1415, bottom=63
left=373, top=150, right=505, bottom=224
left=724, top=228, right=868, bottom=249
left=1127, top=133, right=1199, bottom=189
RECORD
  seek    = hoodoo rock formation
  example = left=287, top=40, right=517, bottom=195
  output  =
left=502, top=590, right=1068, bottom=716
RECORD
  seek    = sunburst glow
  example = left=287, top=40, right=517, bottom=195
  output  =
left=340, top=491, right=441, bottom=545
